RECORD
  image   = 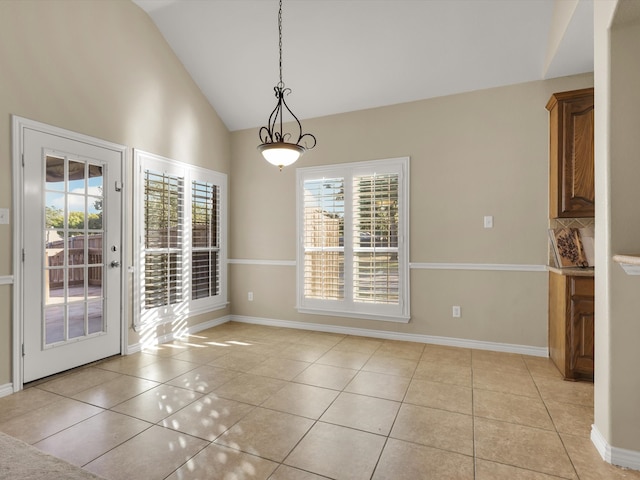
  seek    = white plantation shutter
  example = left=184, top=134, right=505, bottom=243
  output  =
left=143, top=170, right=184, bottom=309
left=297, top=157, right=409, bottom=322
left=353, top=173, right=399, bottom=305
left=191, top=180, right=220, bottom=300
left=303, top=178, right=344, bottom=300
left=134, top=150, right=227, bottom=328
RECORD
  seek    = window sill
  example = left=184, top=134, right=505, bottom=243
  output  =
left=296, top=307, right=410, bottom=324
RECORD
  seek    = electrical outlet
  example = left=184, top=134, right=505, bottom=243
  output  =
left=248, top=292, right=253, bottom=301
left=483, top=215, right=493, bottom=228
left=452, top=306, right=461, bottom=318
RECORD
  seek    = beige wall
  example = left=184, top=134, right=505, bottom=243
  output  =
left=1, top=0, right=637, bottom=464
left=0, top=0, right=231, bottom=386
left=230, top=73, right=593, bottom=347
left=594, top=0, right=640, bottom=455
left=609, top=19, right=640, bottom=452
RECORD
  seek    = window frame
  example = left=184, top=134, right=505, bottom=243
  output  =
left=133, top=150, right=227, bottom=329
left=296, top=157, right=410, bottom=323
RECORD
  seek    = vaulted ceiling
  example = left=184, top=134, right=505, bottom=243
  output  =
left=133, top=0, right=593, bottom=132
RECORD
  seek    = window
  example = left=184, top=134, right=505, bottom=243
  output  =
left=134, top=150, right=227, bottom=328
left=297, top=157, right=409, bottom=322
left=191, top=180, right=220, bottom=301
left=143, top=170, right=184, bottom=309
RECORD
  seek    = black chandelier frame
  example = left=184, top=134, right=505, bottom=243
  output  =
left=258, top=0, right=316, bottom=163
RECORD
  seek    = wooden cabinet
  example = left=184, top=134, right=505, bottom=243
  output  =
left=548, top=271, right=594, bottom=381
left=546, top=88, right=595, bottom=218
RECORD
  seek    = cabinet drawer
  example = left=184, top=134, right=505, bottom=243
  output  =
left=570, top=276, right=594, bottom=297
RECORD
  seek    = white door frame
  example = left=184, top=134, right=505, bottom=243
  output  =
left=11, top=116, right=129, bottom=391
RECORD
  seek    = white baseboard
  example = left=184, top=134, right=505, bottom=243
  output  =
left=0, top=383, right=14, bottom=398
left=592, top=424, right=640, bottom=471
left=127, top=315, right=231, bottom=354
left=122, top=312, right=548, bottom=358
left=230, top=315, right=548, bottom=357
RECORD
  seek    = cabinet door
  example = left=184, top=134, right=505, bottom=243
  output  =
left=560, top=96, right=594, bottom=217
left=567, top=279, right=594, bottom=379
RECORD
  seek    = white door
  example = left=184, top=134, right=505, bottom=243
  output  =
left=22, top=128, right=122, bottom=382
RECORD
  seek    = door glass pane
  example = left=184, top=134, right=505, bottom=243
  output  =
left=88, top=300, right=103, bottom=334
left=68, top=266, right=86, bottom=301
left=87, top=198, right=102, bottom=230
left=46, top=156, right=65, bottom=191
left=45, top=192, right=65, bottom=232
left=68, top=160, right=86, bottom=193
left=68, top=193, right=86, bottom=234
left=68, top=235, right=85, bottom=266
left=45, top=305, right=65, bottom=344
left=43, top=155, right=105, bottom=346
left=88, top=266, right=103, bottom=298
left=68, top=302, right=86, bottom=339
left=45, top=268, right=65, bottom=306
left=88, top=164, right=103, bottom=231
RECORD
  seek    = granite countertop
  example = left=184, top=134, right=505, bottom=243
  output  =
left=612, top=254, right=640, bottom=266
left=613, top=254, right=640, bottom=275
left=547, top=265, right=595, bottom=277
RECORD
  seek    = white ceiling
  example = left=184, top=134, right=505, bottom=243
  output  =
left=133, top=0, right=594, bottom=132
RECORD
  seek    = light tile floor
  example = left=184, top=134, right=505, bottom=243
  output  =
left=1, top=322, right=640, bottom=479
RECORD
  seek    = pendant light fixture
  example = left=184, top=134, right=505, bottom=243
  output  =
left=258, top=0, right=316, bottom=170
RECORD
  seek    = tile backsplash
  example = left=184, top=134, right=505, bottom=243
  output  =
left=548, top=217, right=595, bottom=267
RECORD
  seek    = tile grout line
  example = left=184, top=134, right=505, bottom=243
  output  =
left=5, top=326, right=597, bottom=479
left=368, top=346, right=423, bottom=480
left=527, top=360, right=583, bottom=480
left=471, top=349, right=477, bottom=480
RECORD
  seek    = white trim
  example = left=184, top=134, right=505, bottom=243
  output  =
left=0, top=383, right=14, bottom=398
left=133, top=149, right=228, bottom=332
left=11, top=115, right=128, bottom=392
left=231, top=314, right=548, bottom=357
left=228, top=259, right=296, bottom=267
left=297, top=307, right=410, bottom=323
left=126, top=315, right=230, bottom=354
left=227, top=260, right=548, bottom=273
left=0, top=276, right=14, bottom=285
left=591, top=424, right=640, bottom=471
left=132, top=303, right=229, bottom=334
left=186, top=302, right=230, bottom=318
left=591, top=425, right=610, bottom=461
left=410, top=262, right=547, bottom=272
left=296, top=157, right=411, bottom=320
left=12, top=116, right=25, bottom=394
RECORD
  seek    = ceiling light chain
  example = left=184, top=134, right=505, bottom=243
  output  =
left=258, top=0, right=316, bottom=171
left=278, top=0, right=283, bottom=86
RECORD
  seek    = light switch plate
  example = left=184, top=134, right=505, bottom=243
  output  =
left=0, top=208, right=9, bottom=225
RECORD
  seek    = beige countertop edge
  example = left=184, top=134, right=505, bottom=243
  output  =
left=613, top=254, right=640, bottom=266
left=547, top=265, right=595, bottom=277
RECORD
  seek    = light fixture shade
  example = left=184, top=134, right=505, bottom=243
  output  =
left=258, top=141, right=305, bottom=169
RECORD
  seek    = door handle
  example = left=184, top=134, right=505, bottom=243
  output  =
left=110, top=260, right=121, bottom=268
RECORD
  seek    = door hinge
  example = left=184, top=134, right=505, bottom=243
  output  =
left=22, top=344, right=25, bottom=357
left=21, top=154, right=25, bottom=167
left=22, top=249, right=25, bottom=262
left=115, top=180, right=122, bottom=192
